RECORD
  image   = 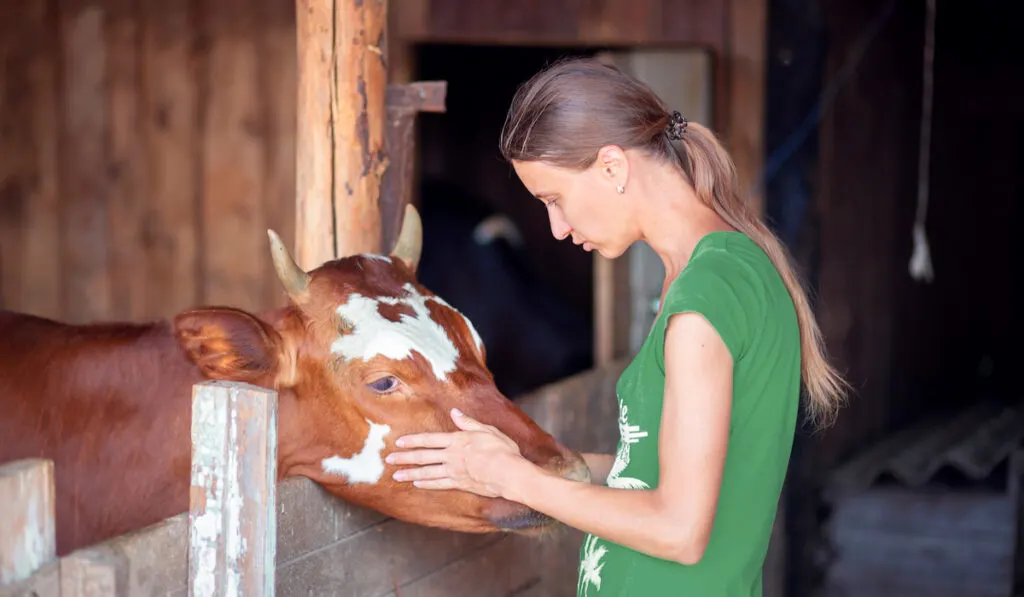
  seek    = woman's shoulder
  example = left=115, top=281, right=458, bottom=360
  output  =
left=659, top=231, right=775, bottom=361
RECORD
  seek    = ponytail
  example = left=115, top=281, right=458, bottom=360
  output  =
left=672, top=123, right=849, bottom=428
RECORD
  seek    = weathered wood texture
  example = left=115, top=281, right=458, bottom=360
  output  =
left=0, top=0, right=297, bottom=323
left=0, top=362, right=627, bottom=597
left=294, top=0, right=388, bottom=267
left=823, top=488, right=1014, bottom=597
left=394, top=0, right=764, bottom=211
left=188, top=382, right=278, bottom=597
left=811, top=0, right=1021, bottom=469
left=0, top=459, right=56, bottom=586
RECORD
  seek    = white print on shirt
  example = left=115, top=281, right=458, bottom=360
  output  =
left=578, top=533, right=609, bottom=597
left=606, top=400, right=650, bottom=490
left=577, top=397, right=650, bottom=596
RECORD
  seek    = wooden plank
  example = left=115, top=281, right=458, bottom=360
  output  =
left=332, top=0, right=388, bottom=257
left=0, top=560, right=59, bottom=597
left=724, top=0, right=767, bottom=214
left=380, top=81, right=447, bottom=252
left=385, top=535, right=543, bottom=597
left=426, top=0, right=579, bottom=44
left=579, top=0, right=654, bottom=42
left=0, top=0, right=62, bottom=320
left=60, top=1, right=112, bottom=323
left=0, top=459, right=56, bottom=586
left=0, top=2, right=29, bottom=314
left=296, top=0, right=390, bottom=263
left=199, top=0, right=267, bottom=312
left=826, top=489, right=1014, bottom=596
left=189, top=381, right=278, bottom=597
left=106, top=0, right=148, bottom=321
left=141, top=0, right=200, bottom=318
left=398, top=0, right=726, bottom=47
left=258, top=0, right=297, bottom=310
left=274, top=517, right=491, bottom=596
left=294, top=0, right=336, bottom=270
left=60, top=550, right=122, bottom=597
left=592, top=255, right=616, bottom=367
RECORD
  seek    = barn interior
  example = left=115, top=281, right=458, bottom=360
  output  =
left=0, top=0, right=1022, bottom=595
left=412, top=44, right=602, bottom=398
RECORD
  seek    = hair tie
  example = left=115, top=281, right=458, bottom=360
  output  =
left=666, top=110, right=688, bottom=140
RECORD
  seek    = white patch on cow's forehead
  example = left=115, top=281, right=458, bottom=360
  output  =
left=331, top=283, right=463, bottom=381
left=321, top=419, right=391, bottom=484
left=429, top=294, right=484, bottom=354
left=361, top=254, right=392, bottom=263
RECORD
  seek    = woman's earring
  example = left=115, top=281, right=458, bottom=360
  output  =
left=617, top=184, right=625, bottom=194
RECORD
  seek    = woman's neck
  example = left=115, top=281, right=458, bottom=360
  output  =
left=630, top=162, right=733, bottom=280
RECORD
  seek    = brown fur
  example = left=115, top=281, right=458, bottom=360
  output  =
left=0, top=254, right=588, bottom=555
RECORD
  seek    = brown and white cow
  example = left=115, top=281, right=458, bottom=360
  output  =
left=0, top=205, right=590, bottom=556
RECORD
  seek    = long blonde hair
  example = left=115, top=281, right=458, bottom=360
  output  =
left=499, top=57, right=848, bottom=428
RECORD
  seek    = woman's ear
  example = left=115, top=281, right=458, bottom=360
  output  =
left=596, top=144, right=630, bottom=190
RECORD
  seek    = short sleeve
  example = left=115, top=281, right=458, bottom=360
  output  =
left=655, top=254, right=756, bottom=367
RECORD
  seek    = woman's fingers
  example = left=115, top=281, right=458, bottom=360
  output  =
left=394, top=432, right=457, bottom=449
left=392, top=464, right=450, bottom=482
left=386, top=449, right=447, bottom=466
left=451, top=408, right=488, bottom=432
left=412, top=478, right=459, bottom=491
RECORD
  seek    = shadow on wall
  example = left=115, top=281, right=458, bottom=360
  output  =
left=417, top=178, right=593, bottom=399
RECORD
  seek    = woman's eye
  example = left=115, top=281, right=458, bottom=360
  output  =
left=368, top=376, right=399, bottom=394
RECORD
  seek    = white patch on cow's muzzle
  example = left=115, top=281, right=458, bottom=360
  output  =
left=321, top=419, right=391, bottom=484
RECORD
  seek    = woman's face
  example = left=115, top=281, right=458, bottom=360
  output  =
left=512, top=157, right=635, bottom=259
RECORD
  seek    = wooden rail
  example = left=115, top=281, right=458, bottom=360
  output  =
left=0, top=363, right=627, bottom=597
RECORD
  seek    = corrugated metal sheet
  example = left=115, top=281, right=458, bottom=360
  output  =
left=823, top=398, right=1024, bottom=503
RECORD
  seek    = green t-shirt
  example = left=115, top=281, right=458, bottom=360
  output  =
left=577, top=231, right=801, bottom=597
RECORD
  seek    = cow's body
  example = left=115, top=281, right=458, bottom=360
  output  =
left=0, top=313, right=201, bottom=552
left=0, top=206, right=590, bottom=556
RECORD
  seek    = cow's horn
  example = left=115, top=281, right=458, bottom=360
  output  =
left=267, top=229, right=311, bottom=303
left=390, top=203, right=422, bottom=272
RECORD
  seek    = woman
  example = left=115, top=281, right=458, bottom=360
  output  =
left=385, top=57, right=847, bottom=596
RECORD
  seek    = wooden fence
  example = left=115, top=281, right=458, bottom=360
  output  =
left=0, top=360, right=626, bottom=597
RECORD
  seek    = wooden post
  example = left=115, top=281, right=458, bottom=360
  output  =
left=295, top=0, right=389, bottom=268
left=380, top=81, right=446, bottom=251
left=188, top=381, right=278, bottom=597
left=0, top=458, right=56, bottom=587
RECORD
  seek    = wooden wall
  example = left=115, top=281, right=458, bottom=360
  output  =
left=785, top=0, right=1022, bottom=593
left=0, top=0, right=296, bottom=324
left=813, top=0, right=1021, bottom=474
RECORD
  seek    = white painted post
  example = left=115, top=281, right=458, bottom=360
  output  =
left=188, top=381, right=278, bottom=597
left=0, top=458, right=56, bottom=586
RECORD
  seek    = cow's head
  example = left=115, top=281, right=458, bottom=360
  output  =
left=172, top=205, right=589, bottom=534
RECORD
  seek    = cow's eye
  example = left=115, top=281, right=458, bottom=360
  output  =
left=368, top=375, right=400, bottom=394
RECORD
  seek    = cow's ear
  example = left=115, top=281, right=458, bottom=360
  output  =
left=173, top=307, right=283, bottom=384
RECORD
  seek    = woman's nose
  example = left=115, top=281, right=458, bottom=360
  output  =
left=549, top=213, right=572, bottom=241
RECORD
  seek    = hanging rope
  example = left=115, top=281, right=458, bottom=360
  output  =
left=909, top=0, right=937, bottom=283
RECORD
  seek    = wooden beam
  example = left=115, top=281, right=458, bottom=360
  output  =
left=0, top=459, right=56, bottom=586
left=725, top=0, right=768, bottom=214
left=189, top=381, right=278, bottom=597
left=295, top=0, right=389, bottom=268
left=380, top=81, right=446, bottom=251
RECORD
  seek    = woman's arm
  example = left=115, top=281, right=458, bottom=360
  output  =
left=389, top=311, right=732, bottom=565
left=580, top=452, right=615, bottom=485
left=505, top=311, right=732, bottom=564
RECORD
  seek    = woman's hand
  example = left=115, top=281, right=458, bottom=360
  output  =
left=385, top=408, right=533, bottom=499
